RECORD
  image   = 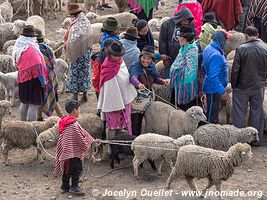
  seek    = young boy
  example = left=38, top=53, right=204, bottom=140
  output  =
left=54, top=100, right=94, bottom=196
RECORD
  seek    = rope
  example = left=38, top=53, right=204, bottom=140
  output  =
left=12, top=0, right=26, bottom=18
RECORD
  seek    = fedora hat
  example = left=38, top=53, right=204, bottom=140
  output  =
left=179, top=26, right=195, bottom=37
left=202, top=12, right=219, bottom=25
left=68, top=2, right=81, bottom=15
left=140, top=45, right=155, bottom=58
left=103, top=17, right=120, bottom=32
left=21, top=25, right=38, bottom=37
left=107, top=41, right=125, bottom=57
left=124, top=27, right=140, bottom=39
left=35, top=28, right=44, bottom=40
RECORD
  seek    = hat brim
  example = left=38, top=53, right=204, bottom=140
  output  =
left=21, top=33, right=38, bottom=37
left=107, top=45, right=125, bottom=57
left=140, top=52, right=155, bottom=58
left=123, top=33, right=140, bottom=39
left=202, top=19, right=219, bottom=25
left=103, top=22, right=120, bottom=32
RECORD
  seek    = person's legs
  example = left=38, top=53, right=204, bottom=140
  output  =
left=36, top=107, right=43, bottom=121
left=131, top=113, right=143, bottom=136
left=28, top=104, right=37, bottom=121
left=61, top=159, right=71, bottom=193
left=69, top=158, right=85, bottom=196
left=232, top=88, right=249, bottom=128
left=106, top=128, right=116, bottom=154
left=81, top=91, right=88, bottom=102
left=54, top=102, right=63, bottom=118
left=248, top=88, right=265, bottom=144
left=19, top=103, right=29, bottom=121
left=206, top=94, right=221, bottom=124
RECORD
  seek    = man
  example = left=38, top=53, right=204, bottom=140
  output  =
left=202, top=29, right=232, bottom=123
left=231, top=26, right=267, bottom=146
left=159, top=6, right=194, bottom=78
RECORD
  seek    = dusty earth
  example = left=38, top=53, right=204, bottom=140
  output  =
left=1, top=1, right=267, bottom=199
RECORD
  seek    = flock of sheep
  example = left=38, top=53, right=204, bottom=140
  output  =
left=0, top=0, right=263, bottom=197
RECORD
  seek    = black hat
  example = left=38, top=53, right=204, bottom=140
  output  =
left=103, top=17, right=120, bottom=32
left=35, top=28, right=44, bottom=40
left=244, top=26, right=259, bottom=36
left=135, top=19, right=147, bottom=31
left=124, top=27, right=140, bottom=39
left=140, top=45, right=155, bottom=58
left=107, top=41, right=125, bottom=57
left=179, top=26, right=195, bottom=37
left=21, top=25, right=38, bottom=37
left=202, top=12, right=219, bottom=25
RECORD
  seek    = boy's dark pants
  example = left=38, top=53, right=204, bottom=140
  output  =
left=61, top=157, right=83, bottom=190
left=206, top=94, right=221, bottom=124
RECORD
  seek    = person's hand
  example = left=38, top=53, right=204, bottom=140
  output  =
left=163, top=79, right=170, bottom=86
left=138, top=83, right=146, bottom=90
left=221, top=92, right=229, bottom=101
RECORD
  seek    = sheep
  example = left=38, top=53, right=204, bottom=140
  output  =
left=152, top=31, right=159, bottom=41
left=166, top=143, right=253, bottom=199
left=0, top=1, right=13, bottom=23
left=113, top=0, right=127, bottom=13
left=0, top=54, right=17, bottom=73
left=86, top=12, right=138, bottom=31
left=2, top=39, right=16, bottom=53
left=12, top=19, right=26, bottom=37
left=0, top=71, right=18, bottom=105
left=193, top=124, right=259, bottom=151
left=224, top=31, right=245, bottom=56
left=6, top=45, right=13, bottom=55
left=152, top=84, right=169, bottom=103
left=148, top=18, right=161, bottom=32
left=25, top=15, right=45, bottom=37
left=84, top=0, right=98, bottom=13
left=1, top=116, right=60, bottom=164
left=132, top=134, right=195, bottom=177
left=61, top=17, right=71, bottom=29
left=0, top=100, right=12, bottom=130
left=0, top=22, right=16, bottom=49
left=36, top=113, right=104, bottom=163
left=155, top=60, right=164, bottom=77
left=55, top=58, right=68, bottom=94
left=160, top=16, right=170, bottom=25
left=144, top=102, right=207, bottom=138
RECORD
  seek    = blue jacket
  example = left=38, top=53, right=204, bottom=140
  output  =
left=202, top=41, right=228, bottom=94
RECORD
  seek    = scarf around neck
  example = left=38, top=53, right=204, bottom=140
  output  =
left=129, top=60, right=158, bottom=78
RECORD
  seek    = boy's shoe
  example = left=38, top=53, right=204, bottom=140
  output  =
left=60, top=186, right=69, bottom=194
left=102, top=3, right=112, bottom=8
left=69, top=187, right=86, bottom=196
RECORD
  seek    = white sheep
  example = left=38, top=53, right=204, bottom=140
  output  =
left=0, top=54, right=17, bottom=73
left=85, top=11, right=98, bottom=23
left=152, top=31, right=159, bottom=41
left=193, top=124, right=259, bottom=151
left=148, top=18, right=161, bottom=32
left=36, top=113, right=104, bottom=163
left=152, top=84, right=169, bottom=103
left=61, top=17, right=71, bottom=29
left=0, top=71, right=18, bottom=105
left=0, top=100, right=12, bottom=130
left=12, top=19, right=26, bottom=37
left=6, top=45, right=13, bottom=55
left=55, top=58, right=68, bottom=93
left=166, top=143, right=252, bottom=199
left=144, top=102, right=207, bottom=138
left=25, top=15, right=45, bottom=37
left=2, top=39, right=16, bottom=53
left=132, top=134, right=195, bottom=177
left=1, top=116, right=60, bottom=164
left=0, top=1, right=13, bottom=23
left=0, top=22, right=16, bottom=49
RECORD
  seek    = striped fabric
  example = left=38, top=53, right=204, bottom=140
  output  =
left=53, top=121, right=95, bottom=177
left=247, top=0, right=267, bottom=26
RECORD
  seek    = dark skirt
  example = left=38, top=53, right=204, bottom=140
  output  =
left=19, top=77, right=44, bottom=105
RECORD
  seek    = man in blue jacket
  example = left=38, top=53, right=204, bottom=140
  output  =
left=202, top=30, right=232, bottom=123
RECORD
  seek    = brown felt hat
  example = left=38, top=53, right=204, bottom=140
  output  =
left=21, top=25, right=38, bottom=37
left=103, top=17, right=120, bottom=32
left=68, top=2, right=81, bottom=15
left=124, top=27, right=140, bottom=39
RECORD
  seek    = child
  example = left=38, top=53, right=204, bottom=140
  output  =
left=54, top=100, right=94, bottom=196
left=100, top=17, right=120, bottom=48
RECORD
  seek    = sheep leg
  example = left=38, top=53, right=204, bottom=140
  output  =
left=4, top=88, right=8, bottom=100
left=1, top=141, right=10, bottom=165
left=215, top=182, right=222, bottom=200
left=201, top=178, right=214, bottom=198
left=157, top=156, right=165, bottom=175
left=10, top=90, right=15, bottom=106
left=132, top=156, right=145, bottom=178
left=185, top=175, right=198, bottom=191
left=166, top=167, right=177, bottom=189
left=36, top=142, right=44, bottom=164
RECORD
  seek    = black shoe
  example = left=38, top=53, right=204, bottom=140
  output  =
left=69, top=187, right=86, bottom=196
left=97, top=5, right=105, bottom=10
left=60, top=186, right=69, bottom=194
left=81, top=92, right=88, bottom=102
left=102, top=3, right=112, bottom=8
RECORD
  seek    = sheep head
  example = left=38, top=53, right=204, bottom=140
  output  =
left=13, top=20, right=26, bottom=37
left=186, top=106, right=207, bottom=122
left=0, top=100, right=12, bottom=116
left=44, top=116, right=60, bottom=128
left=61, top=17, right=72, bottom=29
left=228, top=143, right=252, bottom=166
left=148, top=18, right=161, bottom=32
left=239, top=127, right=259, bottom=143
left=86, top=12, right=99, bottom=23
left=174, top=135, right=195, bottom=147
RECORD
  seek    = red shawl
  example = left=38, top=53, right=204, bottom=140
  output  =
left=54, top=115, right=95, bottom=177
left=202, top=0, right=243, bottom=30
left=99, top=56, right=122, bottom=89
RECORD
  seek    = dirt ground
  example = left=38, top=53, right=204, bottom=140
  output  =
left=1, top=1, right=267, bottom=199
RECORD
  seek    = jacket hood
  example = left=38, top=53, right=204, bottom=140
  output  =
left=58, top=115, right=77, bottom=134
left=173, top=6, right=194, bottom=24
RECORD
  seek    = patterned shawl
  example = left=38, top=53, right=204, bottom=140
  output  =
left=170, top=42, right=198, bottom=105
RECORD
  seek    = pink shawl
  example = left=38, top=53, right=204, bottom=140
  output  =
left=99, top=56, right=122, bottom=89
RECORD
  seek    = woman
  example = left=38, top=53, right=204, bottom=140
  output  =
left=134, top=19, right=154, bottom=52
left=65, top=3, right=92, bottom=102
left=12, top=25, right=46, bottom=121
left=173, top=0, right=203, bottom=36
left=35, top=29, right=63, bottom=121
left=97, top=41, right=137, bottom=154
left=169, top=26, right=198, bottom=111
left=129, top=45, right=169, bottom=136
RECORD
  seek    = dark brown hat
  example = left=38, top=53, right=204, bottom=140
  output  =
left=21, top=25, right=38, bottom=37
left=107, top=41, right=125, bottom=57
left=103, top=17, right=120, bottom=32
left=35, top=28, right=44, bottom=40
left=68, top=2, right=81, bottom=15
left=202, top=12, right=219, bottom=25
left=140, top=45, right=155, bottom=58
left=124, top=27, right=140, bottom=39
left=179, top=26, right=195, bottom=37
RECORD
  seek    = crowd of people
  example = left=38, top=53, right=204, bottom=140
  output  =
left=10, top=0, right=267, bottom=196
